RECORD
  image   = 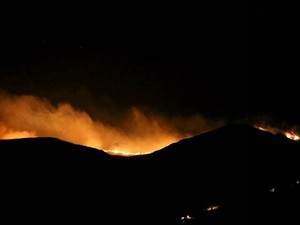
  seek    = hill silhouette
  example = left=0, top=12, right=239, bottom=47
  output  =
left=0, top=124, right=299, bottom=224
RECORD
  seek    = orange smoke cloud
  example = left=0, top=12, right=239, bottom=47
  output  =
left=0, top=92, right=220, bottom=155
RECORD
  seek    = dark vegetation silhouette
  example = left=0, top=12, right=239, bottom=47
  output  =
left=1, top=124, right=299, bottom=224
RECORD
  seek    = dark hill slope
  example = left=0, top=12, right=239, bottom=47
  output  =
left=0, top=124, right=299, bottom=224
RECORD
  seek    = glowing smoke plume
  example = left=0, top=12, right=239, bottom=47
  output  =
left=0, top=92, right=219, bottom=155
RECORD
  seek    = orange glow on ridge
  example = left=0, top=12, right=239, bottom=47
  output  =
left=0, top=93, right=216, bottom=156
left=255, top=125, right=300, bottom=141
left=284, top=131, right=299, bottom=141
left=204, top=205, right=221, bottom=212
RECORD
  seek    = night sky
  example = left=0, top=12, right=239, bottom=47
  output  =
left=251, top=1, right=300, bottom=126
left=0, top=3, right=247, bottom=123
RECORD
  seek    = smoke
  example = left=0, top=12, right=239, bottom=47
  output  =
left=0, top=92, right=222, bottom=155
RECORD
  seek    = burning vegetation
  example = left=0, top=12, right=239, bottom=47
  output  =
left=256, top=125, right=300, bottom=141
left=0, top=93, right=218, bottom=155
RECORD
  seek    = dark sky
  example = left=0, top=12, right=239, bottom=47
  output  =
left=250, top=0, right=300, bottom=126
left=0, top=3, right=247, bottom=122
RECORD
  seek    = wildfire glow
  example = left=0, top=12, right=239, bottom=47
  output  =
left=0, top=93, right=218, bottom=156
left=106, top=149, right=152, bottom=156
left=257, top=126, right=267, bottom=132
left=255, top=125, right=300, bottom=141
left=0, top=130, right=37, bottom=139
left=284, top=131, right=299, bottom=141
left=180, top=215, right=194, bottom=221
left=204, top=205, right=221, bottom=212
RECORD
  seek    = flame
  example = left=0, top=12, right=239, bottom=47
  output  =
left=106, top=149, right=152, bottom=156
left=0, top=128, right=37, bottom=139
left=284, top=131, right=299, bottom=141
left=180, top=215, right=194, bottom=221
left=255, top=125, right=300, bottom=141
left=257, top=126, right=267, bottom=132
left=204, top=205, right=221, bottom=212
left=0, top=93, right=218, bottom=156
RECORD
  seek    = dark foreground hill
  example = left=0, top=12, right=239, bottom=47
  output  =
left=0, top=124, right=299, bottom=224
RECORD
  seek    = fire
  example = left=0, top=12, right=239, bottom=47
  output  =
left=204, top=205, right=221, bottom=212
left=255, top=125, right=300, bottom=141
left=257, top=126, right=267, bottom=132
left=106, top=149, right=152, bottom=156
left=180, top=214, right=194, bottom=222
left=0, top=129, right=36, bottom=139
left=0, top=93, right=216, bottom=156
left=284, top=131, right=299, bottom=141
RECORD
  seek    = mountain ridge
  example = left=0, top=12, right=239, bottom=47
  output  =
left=0, top=123, right=299, bottom=224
